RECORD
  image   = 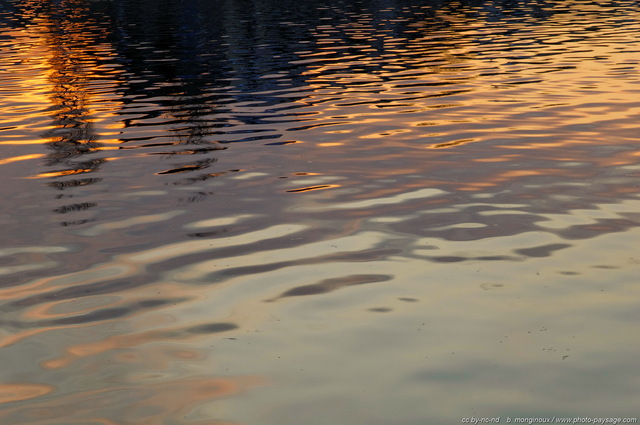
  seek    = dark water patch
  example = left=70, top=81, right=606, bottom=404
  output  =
left=3, top=297, right=188, bottom=329
left=430, top=138, right=477, bottom=149
left=368, top=307, right=393, bottom=313
left=267, top=274, right=393, bottom=301
left=147, top=147, right=226, bottom=156
left=264, top=140, right=301, bottom=146
left=515, top=243, right=572, bottom=258
left=475, top=256, right=515, bottom=261
left=429, top=256, right=467, bottom=263
left=47, top=178, right=102, bottom=190
left=187, top=229, right=230, bottom=238
left=52, top=202, right=97, bottom=214
left=286, top=185, right=335, bottom=193
left=157, top=162, right=215, bottom=175
left=185, top=322, right=239, bottom=334
left=195, top=248, right=401, bottom=284
left=480, top=282, right=506, bottom=291
left=141, top=226, right=345, bottom=276
left=5, top=276, right=156, bottom=310
left=555, top=218, right=640, bottom=240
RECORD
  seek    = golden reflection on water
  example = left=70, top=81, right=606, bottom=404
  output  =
left=0, top=153, right=45, bottom=165
left=2, top=0, right=640, bottom=424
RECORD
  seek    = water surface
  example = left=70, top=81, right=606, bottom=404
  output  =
left=1, top=0, right=640, bottom=424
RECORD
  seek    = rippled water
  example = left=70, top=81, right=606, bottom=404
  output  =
left=2, top=0, right=640, bottom=423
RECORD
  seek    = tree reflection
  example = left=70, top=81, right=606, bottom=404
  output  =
left=14, top=0, right=615, bottom=214
left=18, top=0, right=108, bottom=225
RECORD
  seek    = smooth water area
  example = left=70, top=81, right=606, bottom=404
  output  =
left=1, top=0, right=640, bottom=423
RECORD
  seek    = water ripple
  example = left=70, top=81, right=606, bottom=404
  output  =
left=3, top=0, right=640, bottom=424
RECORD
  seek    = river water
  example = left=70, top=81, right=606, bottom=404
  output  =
left=1, top=0, right=640, bottom=424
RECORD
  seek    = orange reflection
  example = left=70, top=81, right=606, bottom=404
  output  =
left=0, top=383, right=54, bottom=404
left=456, top=168, right=558, bottom=191
left=4, top=1, right=126, bottom=192
left=27, top=168, right=95, bottom=178
left=43, top=328, right=173, bottom=370
left=0, top=376, right=263, bottom=425
left=0, top=154, right=45, bottom=165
